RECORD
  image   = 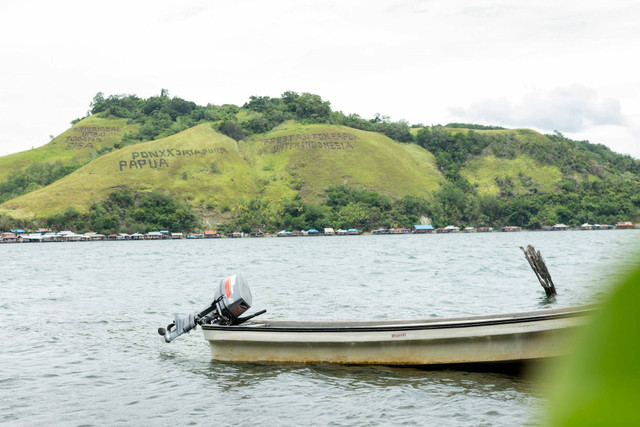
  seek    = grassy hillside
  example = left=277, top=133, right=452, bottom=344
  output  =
left=418, top=126, right=630, bottom=195
left=239, top=122, right=443, bottom=203
left=461, top=155, right=563, bottom=196
left=1, top=122, right=444, bottom=222
left=445, top=127, right=566, bottom=196
left=0, top=116, right=138, bottom=182
left=0, top=124, right=254, bottom=219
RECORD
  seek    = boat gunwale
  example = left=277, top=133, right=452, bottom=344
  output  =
left=202, top=305, right=595, bottom=333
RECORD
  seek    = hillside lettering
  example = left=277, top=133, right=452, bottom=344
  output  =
left=116, top=147, right=227, bottom=171
left=271, top=141, right=354, bottom=153
left=130, top=147, right=227, bottom=159
left=65, top=126, right=121, bottom=149
left=65, top=142, right=94, bottom=150
left=119, top=159, right=170, bottom=171
left=263, top=133, right=357, bottom=153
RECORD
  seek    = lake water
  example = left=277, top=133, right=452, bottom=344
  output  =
left=2, top=230, right=638, bottom=426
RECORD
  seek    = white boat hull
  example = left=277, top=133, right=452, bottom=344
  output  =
left=201, top=306, right=593, bottom=365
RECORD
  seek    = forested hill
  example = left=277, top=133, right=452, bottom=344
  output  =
left=1, top=91, right=639, bottom=234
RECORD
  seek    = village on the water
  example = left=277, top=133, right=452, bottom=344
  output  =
left=0, top=221, right=636, bottom=243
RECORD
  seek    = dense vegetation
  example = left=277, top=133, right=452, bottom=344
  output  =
left=41, top=188, right=198, bottom=234
left=240, top=93, right=415, bottom=142
left=88, top=90, right=230, bottom=145
left=416, top=127, right=640, bottom=179
left=224, top=185, right=432, bottom=233
left=2, top=177, right=639, bottom=234
left=444, top=123, right=506, bottom=130
left=413, top=126, right=640, bottom=228
left=0, top=161, right=81, bottom=203
left=87, top=90, right=416, bottom=144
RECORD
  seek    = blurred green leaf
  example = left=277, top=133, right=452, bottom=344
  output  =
left=548, top=263, right=640, bottom=426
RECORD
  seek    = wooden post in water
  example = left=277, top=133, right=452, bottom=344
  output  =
left=520, top=244, right=557, bottom=297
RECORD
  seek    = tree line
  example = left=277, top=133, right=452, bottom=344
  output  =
left=37, top=188, right=198, bottom=234
left=2, top=175, right=639, bottom=234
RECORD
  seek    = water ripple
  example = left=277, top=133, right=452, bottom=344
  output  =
left=1, top=231, right=638, bottom=425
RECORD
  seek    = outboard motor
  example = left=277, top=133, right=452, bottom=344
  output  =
left=212, top=273, right=253, bottom=324
left=158, top=273, right=265, bottom=343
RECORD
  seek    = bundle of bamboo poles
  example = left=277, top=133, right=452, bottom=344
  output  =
left=520, top=244, right=557, bottom=297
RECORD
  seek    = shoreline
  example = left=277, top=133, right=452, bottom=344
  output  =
left=1, top=227, right=638, bottom=244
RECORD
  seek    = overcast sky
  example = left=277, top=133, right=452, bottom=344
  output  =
left=1, top=0, right=639, bottom=158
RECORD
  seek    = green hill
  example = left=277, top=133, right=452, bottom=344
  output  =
left=1, top=122, right=444, bottom=225
left=0, top=115, right=138, bottom=182
left=461, top=155, right=562, bottom=196
left=447, top=128, right=566, bottom=196
left=240, top=122, right=442, bottom=202
left=0, top=124, right=253, bottom=219
left=1, top=91, right=639, bottom=232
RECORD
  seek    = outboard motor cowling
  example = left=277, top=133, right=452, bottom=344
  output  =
left=213, top=273, right=252, bottom=324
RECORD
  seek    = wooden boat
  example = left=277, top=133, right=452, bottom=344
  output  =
left=158, top=274, right=594, bottom=366
left=200, top=305, right=594, bottom=365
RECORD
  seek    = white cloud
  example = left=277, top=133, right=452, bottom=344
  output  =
left=566, top=119, right=640, bottom=159
left=1, top=0, right=639, bottom=158
left=450, top=86, right=640, bottom=157
left=451, top=86, right=625, bottom=132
